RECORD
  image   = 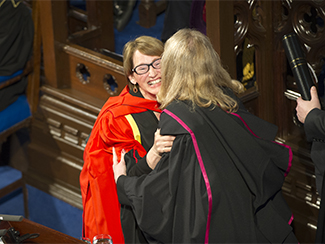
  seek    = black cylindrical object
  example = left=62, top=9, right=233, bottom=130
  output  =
left=282, top=33, right=315, bottom=100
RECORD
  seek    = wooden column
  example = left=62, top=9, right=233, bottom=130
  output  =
left=39, top=0, right=69, bottom=88
left=206, top=0, right=236, bottom=78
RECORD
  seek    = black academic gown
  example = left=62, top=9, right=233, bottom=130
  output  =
left=0, top=0, right=34, bottom=111
left=117, top=100, right=298, bottom=243
left=121, top=89, right=159, bottom=244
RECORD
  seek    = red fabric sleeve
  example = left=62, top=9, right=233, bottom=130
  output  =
left=80, top=112, right=147, bottom=243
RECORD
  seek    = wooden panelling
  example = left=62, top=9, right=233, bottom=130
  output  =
left=282, top=138, right=319, bottom=243
left=26, top=85, right=104, bottom=209
left=64, top=44, right=127, bottom=101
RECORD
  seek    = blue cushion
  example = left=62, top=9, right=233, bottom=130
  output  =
left=0, top=165, right=22, bottom=189
left=0, top=94, right=31, bottom=133
left=0, top=70, right=23, bottom=84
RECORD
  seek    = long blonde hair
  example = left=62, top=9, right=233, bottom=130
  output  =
left=157, top=29, right=244, bottom=112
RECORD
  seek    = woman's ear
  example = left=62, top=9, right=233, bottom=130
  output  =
left=128, top=74, right=136, bottom=85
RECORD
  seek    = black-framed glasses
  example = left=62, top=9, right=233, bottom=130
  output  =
left=132, top=58, right=161, bottom=75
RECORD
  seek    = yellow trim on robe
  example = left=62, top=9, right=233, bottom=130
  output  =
left=125, top=114, right=141, bottom=144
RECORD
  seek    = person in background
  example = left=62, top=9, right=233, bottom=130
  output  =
left=113, top=29, right=298, bottom=243
left=80, top=36, right=175, bottom=244
left=0, top=0, right=34, bottom=111
left=295, top=86, right=325, bottom=243
left=0, top=0, right=34, bottom=164
left=161, top=0, right=192, bottom=42
left=161, top=0, right=206, bottom=42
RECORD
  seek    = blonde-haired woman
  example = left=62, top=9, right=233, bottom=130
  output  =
left=113, top=29, right=298, bottom=243
left=158, top=28, right=243, bottom=111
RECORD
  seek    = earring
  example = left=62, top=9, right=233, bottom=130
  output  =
left=133, top=84, right=138, bottom=93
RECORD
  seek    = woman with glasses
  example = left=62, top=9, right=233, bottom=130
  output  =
left=80, top=36, right=175, bottom=244
left=113, top=29, right=298, bottom=243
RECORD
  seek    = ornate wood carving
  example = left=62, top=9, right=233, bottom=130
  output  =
left=275, top=1, right=325, bottom=72
left=232, top=1, right=275, bottom=122
left=64, top=44, right=127, bottom=101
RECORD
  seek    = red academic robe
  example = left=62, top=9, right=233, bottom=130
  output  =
left=80, top=86, right=161, bottom=243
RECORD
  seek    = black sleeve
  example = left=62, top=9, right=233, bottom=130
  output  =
left=304, top=108, right=325, bottom=142
left=304, top=109, right=325, bottom=194
left=124, top=149, right=152, bottom=177
left=116, top=135, right=203, bottom=243
left=237, top=109, right=278, bottom=140
left=224, top=88, right=278, bottom=140
left=312, top=144, right=325, bottom=195
left=116, top=175, right=131, bottom=205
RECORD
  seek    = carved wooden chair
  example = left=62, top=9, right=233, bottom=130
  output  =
left=0, top=60, right=33, bottom=219
left=0, top=57, right=32, bottom=218
left=0, top=166, right=29, bottom=219
left=0, top=60, right=33, bottom=142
